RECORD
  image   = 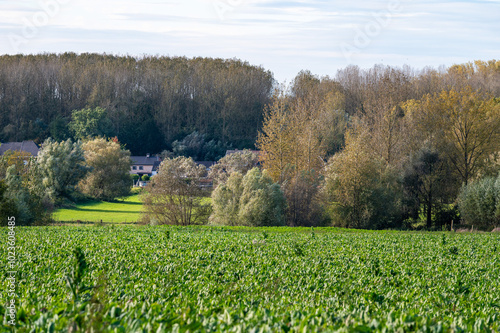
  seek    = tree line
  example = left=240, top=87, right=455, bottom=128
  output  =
left=1, top=54, right=499, bottom=229
left=256, top=61, right=500, bottom=230
left=145, top=59, right=500, bottom=230
left=0, top=137, right=132, bottom=225
left=0, top=53, right=273, bottom=155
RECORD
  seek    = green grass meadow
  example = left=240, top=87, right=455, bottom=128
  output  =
left=52, top=194, right=143, bottom=223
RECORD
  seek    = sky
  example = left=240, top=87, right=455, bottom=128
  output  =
left=0, top=0, right=499, bottom=82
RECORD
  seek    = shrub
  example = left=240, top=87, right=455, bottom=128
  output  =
left=141, top=175, right=150, bottom=182
left=210, top=168, right=286, bottom=227
left=2, top=162, right=52, bottom=226
left=0, top=180, right=18, bottom=226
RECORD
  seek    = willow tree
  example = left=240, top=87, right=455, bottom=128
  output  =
left=37, top=138, right=88, bottom=203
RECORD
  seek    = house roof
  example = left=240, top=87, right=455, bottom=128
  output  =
left=152, top=161, right=161, bottom=172
left=131, top=156, right=160, bottom=165
left=0, top=141, right=39, bottom=156
left=196, top=161, right=216, bottom=169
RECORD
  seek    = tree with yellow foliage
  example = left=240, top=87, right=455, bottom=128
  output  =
left=256, top=90, right=295, bottom=184
left=79, top=137, right=132, bottom=201
left=404, top=87, right=500, bottom=186
left=322, top=125, right=402, bottom=229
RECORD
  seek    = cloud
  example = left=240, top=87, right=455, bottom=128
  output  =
left=0, top=0, right=498, bottom=82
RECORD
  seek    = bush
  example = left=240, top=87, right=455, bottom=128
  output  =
left=210, top=168, right=286, bottom=226
left=458, top=175, right=500, bottom=229
left=141, top=175, right=150, bottom=182
left=2, top=162, right=52, bottom=226
left=0, top=180, right=18, bottom=226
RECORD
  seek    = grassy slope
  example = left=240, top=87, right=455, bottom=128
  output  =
left=52, top=194, right=143, bottom=223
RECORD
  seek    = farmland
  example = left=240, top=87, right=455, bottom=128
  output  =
left=1, top=226, right=499, bottom=332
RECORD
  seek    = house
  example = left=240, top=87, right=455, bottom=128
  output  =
left=0, top=140, right=40, bottom=157
left=130, top=154, right=161, bottom=177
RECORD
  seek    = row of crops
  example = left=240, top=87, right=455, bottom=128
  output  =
left=1, top=226, right=499, bottom=332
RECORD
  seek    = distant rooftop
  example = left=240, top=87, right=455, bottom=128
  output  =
left=131, top=155, right=161, bottom=165
left=196, top=161, right=216, bottom=169
left=152, top=160, right=161, bottom=172
left=0, top=140, right=39, bottom=156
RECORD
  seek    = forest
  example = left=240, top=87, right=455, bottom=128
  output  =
left=0, top=53, right=273, bottom=155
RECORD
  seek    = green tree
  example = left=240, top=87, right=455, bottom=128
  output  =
left=69, top=107, right=113, bottom=140
left=0, top=180, right=18, bottom=226
left=171, top=131, right=227, bottom=161
left=210, top=168, right=286, bottom=227
left=48, top=116, right=70, bottom=141
left=2, top=158, right=51, bottom=225
left=142, top=157, right=210, bottom=225
left=37, top=138, right=88, bottom=203
left=209, top=172, right=244, bottom=226
left=402, top=145, right=454, bottom=229
left=79, top=138, right=132, bottom=201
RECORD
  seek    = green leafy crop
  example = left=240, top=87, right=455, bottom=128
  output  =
left=1, top=226, right=499, bottom=332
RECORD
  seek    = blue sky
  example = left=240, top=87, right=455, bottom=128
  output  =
left=0, top=0, right=499, bottom=82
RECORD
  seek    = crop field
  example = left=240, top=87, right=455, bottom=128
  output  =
left=1, top=226, right=499, bottom=332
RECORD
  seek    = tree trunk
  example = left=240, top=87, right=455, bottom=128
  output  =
left=426, top=193, right=432, bottom=229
